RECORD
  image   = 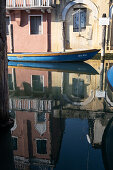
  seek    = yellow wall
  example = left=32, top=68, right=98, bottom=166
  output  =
left=51, top=0, right=110, bottom=52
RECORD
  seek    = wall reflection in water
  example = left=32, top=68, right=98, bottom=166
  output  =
left=10, top=110, right=65, bottom=169
left=8, top=60, right=113, bottom=169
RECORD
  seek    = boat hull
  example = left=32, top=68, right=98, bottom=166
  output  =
left=8, top=49, right=100, bottom=62
left=106, top=66, right=113, bottom=91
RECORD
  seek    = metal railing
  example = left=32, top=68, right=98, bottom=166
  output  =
left=6, top=0, right=52, bottom=8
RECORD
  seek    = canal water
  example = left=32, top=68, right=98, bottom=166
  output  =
left=4, top=60, right=113, bottom=169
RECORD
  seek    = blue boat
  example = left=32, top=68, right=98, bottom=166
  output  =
left=8, top=61, right=98, bottom=74
left=7, top=49, right=100, bottom=62
left=106, top=66, right=113, bottom=91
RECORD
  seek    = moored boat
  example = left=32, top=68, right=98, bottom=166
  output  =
left=106, top=66, right=113, bottom=91
left=7, top=49, right=100, bottom=62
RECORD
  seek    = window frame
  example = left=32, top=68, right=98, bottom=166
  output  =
left=28, top=15, right=43, bottom=35
left=73, top=8, right=87, bottom=32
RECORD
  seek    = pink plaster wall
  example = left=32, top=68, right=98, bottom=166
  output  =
left=7, top=10, right=51, bottom=53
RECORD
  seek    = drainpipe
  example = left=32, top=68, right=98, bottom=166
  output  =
left=10, top=24, right=14, bottom=53
left=100, top=13, right=106, bottom=91
left=101, top=13, right=106, bottom=61
left=62, top=21, right=65, bottom=52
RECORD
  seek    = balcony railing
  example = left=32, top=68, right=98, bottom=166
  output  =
left=6, top=0, right=52, bottom=9
left=9, top=98, right=52, bottom=112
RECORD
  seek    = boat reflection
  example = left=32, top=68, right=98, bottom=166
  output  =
left=8, top=61, right=98, bottom=74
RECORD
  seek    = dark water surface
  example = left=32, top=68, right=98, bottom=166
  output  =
left=54, top=119, right=104, bottom=170
left=4, top=60, right=113, bottom=170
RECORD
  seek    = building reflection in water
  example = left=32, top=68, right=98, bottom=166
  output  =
left=8, top=60, right=113, bottom=169
left=10, top=110, right=65, bottom=169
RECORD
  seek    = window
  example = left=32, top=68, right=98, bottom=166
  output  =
left=8, top=74, right=13, bottom=90
left=30, top=16, right=42, bottom=34
left=73, top=8, right=86, bottom=32
left=72, top=78, right=84, bottom=98
left=12, top=137, right=17, bottom=150
left=36, top=139, right=47, bottom=154
left=6, top=16, right=10, bottom=35
left=37, top=112, right=46, bottom=123
left=32, top=75, right=44, bottom=92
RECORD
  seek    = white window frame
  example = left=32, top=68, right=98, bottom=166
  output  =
left=6, top=15, right=11, bottom=35
left=28, top=15, right=43, bottom=35
left=31, top=75, right=44, bottom=93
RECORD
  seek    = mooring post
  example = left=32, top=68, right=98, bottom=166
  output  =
left=100, top=13, right=106, bottom=91
left=0, top=0, right=14, bottom=129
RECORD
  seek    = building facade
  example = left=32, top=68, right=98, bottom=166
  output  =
left=6, top=0, right=113, bottom=53
left=51, top=0, right=112, bottom=52
left=6, top=0, right=52, bottom=53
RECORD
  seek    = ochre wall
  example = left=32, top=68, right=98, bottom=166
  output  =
left=51, top=0, right=110, bottom=52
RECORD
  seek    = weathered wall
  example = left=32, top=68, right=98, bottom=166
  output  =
left=51, top=0, right=110, bottom=52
